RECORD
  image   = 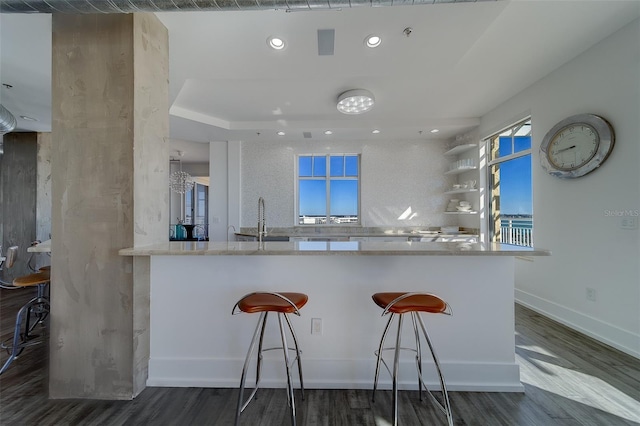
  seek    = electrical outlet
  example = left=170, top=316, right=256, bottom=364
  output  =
left=311, top=318, right=322, bottom=335
left=586, top=288, right=597, bottom=302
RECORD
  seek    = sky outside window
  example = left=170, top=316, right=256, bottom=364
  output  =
left=497, top=136, right=532, bottom=215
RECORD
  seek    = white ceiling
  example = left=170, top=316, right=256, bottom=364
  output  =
left=1, top=1, right=639, bottom=162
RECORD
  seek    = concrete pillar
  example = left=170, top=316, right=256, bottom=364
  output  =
left=36, top=132, right=52, bottom=270
left=50, top=13, right=168, bottom=399
left=0, top=132, right=37, bottom=278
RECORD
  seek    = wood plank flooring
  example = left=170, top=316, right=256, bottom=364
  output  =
left=1, top=287, right=639, bottom=425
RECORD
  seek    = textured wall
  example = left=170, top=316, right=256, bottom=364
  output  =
left=131, top=12, right=169, bottom=395
left=0, top=132, right=37, bottom=279
left=479, top=19, right=640, bottom=357
left=50, top=13, right=168, bottom=399
left=241, top=139, right=461, bottom=229
left=36, top=132, right=52, bottom=265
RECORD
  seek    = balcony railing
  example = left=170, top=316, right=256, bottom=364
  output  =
left=499, top=217, right=533, bottom=247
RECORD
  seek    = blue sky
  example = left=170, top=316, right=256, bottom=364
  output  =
left=497, top=136, right=533, bottom=216
left=299, top=155, right=359, bottom=216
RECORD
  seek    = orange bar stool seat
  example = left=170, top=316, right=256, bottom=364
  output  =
left=232, top=292, right=308, bottom=426
left=371, top=292, right=453, bottom=426
left=0, top=247, right=50, bottom=376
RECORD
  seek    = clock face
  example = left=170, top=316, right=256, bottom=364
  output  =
left=540, top=114, right=615, bottom=179
left=547, top=124, right=599, bottom=171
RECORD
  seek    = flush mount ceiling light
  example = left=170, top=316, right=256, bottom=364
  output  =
left=337, top=89, right=375, bottom=115
left=324, top=130, right=333, bottom=135
left=430, top=129, right=440, bottom=133
left=267, top=36, right=286, bottom=50
left=365, top=35, right=381, bottom=48
left=372, top=129, right=380, bottom=134
left=277, top=131, right=286, bottom=136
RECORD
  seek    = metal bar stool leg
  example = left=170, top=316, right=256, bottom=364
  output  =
left=255, top=312, right=269, bottom=392
left=392, top=314, right=404, bottom=426
left=277, top=313, right=296, bottom=426
left=372, top=313, right=394, bottom=402
left=0, top=296, right=44, bottom=375
left=235, top=312, right=267, bottom=426
left=417, top=313, right=453, bottom=426
left=410, top=312, right=423, bottom=402
left=283, top=311, right=305, bottom=401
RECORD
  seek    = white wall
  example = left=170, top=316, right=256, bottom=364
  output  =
left=479, top=19, right=640, bottom=358
left=208, top=141, right=241, bottom=241
left=240, top=138, right=467, bottom=229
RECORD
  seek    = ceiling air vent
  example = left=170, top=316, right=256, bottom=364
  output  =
left=303, top=132, right=312, bottom=139
left=317, top=29, right=335, bottom=56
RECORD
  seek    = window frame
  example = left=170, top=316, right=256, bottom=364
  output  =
left=484, top=117, right=534, bottom=247
left=295, top=153, right=361, bottom=226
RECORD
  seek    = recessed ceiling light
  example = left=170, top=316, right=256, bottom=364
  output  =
left=324, top=130, right=333, bottom=135
left=431, top=129, right=440, bottom=133
left=372, top=129, right=380, bottom=134
left=20, top=115, right=38, bottom=122
left=268, top=36, right=286, bottom=50
left=277, top=131, right=285, bottom=136
left=365, top=35, right=382, bottom=48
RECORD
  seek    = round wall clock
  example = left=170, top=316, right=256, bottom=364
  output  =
left=540, top=114, right=615, bottom=179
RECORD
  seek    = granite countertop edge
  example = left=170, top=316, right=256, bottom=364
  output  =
left=119, top=241, right=551, bottom=257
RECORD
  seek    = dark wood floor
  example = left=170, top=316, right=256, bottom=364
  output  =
left=1, top=287, right=639, bottom=425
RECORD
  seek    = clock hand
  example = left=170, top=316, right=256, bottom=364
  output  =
left=556, top=145, right=576, bottom=154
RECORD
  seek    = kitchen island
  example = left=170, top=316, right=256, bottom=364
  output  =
left=120, top=241, right=550, bottom=392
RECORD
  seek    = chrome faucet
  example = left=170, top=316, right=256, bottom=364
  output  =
left=258, top=197, right=266, bottom=243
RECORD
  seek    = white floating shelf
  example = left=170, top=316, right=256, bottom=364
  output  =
left=444, top=166, right=478, bottom=175
left=444, top=211, right=478, bottom=215
left=444, top=188, right=479, bottom=195
left=444, top=144, right=477, bottom=157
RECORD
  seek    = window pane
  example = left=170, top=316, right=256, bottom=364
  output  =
left=299, top=180, right=327, bottom=220
left=499, top=136, right=513, bottom=157
left=196, top=184, right=207, bottom=225
left=313, top=156, right=326, bottom=177
left=345, top=155, right=358, bottom=177
left=330, top=155, right=344, bottom=177
left=185, top=190, right=193, bottom=224
left=499, top=154, right=532, bottom=215
left=299, top=156, right=312, bottom=177
left=330, top=179, right=358, bottom=224
left=514, top=136, right=531, bottom=153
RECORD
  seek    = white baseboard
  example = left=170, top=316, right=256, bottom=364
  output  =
left=147, top=357, right=524, bottom=392
left=515, top=289, right=640, bottom=359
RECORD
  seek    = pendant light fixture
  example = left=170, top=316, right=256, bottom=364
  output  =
left=169, top=150, right=195, bottom=194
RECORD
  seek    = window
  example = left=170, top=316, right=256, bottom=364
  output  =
left=184, top=182, right=209, bottom=238
left=297, top=154, right=359, bottom=225
left=486, top=118, right=533, bottom=247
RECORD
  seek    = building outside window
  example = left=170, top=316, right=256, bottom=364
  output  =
left=486, top=118, right=533, bottom=247
left=297, top=154, right=359, bottom=225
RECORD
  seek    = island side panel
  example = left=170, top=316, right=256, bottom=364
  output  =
left=148, top=255, right=521, bottom=392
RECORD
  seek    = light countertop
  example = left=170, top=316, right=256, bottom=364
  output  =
left=119, top=241, right=550, bottom=257
left=234, top=226, right=478, bottom=239
left=27, top=239, right=51, bottom=253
